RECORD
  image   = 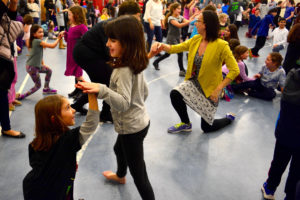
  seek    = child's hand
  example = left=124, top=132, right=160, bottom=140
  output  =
left=253, top=73, right=261, bottom=79
left=76, top=81, right=100, bottom=93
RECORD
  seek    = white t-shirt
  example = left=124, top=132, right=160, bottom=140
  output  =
left=236, top=6, right=244, bottom=21
left=268, top=27, right=289, bottom=46
left=143, top=0, right=164, bottom=26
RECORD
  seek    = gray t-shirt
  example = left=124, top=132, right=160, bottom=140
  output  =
left=259, top=65, right=286, bottom=89
left=166, top=15, right=184, bottom=45
left=26, top=39, right=43, bottom=68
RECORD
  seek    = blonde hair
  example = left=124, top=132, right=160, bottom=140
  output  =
left=219, top=13, right=228, bottom=21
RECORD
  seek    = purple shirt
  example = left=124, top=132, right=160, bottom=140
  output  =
left=64, top=24, right=88, bottom=77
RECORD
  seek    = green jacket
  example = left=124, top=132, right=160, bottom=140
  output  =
left=169, top=35, right=239, bottom=97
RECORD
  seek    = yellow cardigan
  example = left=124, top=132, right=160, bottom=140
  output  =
left=169, top=35, right=240, bottom=98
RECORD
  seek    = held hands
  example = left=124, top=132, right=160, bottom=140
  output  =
left=76, top=81, right=100, bottom=94
left=253, top=73, right=261, bottom=79
left=150, top=42, right=164, bottom=56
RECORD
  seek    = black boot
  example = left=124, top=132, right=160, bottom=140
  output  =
left=68, top=79, right=80, bottom=98
left=100, top=101, right=113, bottom=123
left=71, top=93, right=89, bottom=115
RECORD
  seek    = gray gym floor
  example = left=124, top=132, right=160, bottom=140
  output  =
left=0, top=26, right=288, bottom=200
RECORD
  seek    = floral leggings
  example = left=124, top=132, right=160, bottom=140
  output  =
left=21, top=65, right=52, bottom=98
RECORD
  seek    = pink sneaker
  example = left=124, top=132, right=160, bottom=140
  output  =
left=43, top=88, right=57, bottom=94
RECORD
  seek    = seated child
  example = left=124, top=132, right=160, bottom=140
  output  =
left=47, top=20, right=58, bottom=40
left=23, top=94, right=99, bottom=199
left=231, top=52, right=286, bottom=101
left=223, top=45, right=254, bottom=83
left=268, top=17, right=289, bottom=53
left=219, top=13, right=229, bottom=34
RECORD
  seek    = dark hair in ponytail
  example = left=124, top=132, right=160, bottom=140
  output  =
left=164, top=2, right=181, bottom=29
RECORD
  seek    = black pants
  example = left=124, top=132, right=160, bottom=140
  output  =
left=251, top=36, right=267, bottom=56
left=181, top=25, right=190, bottom=41
left=266, top=141, right=300, bottom=200
left=231, top=79, right=276, bottom=101
left=0, top=89, right=10, bottom=131
left=154, top=52, right=184, bottom=71
left=114, top=123, right=155, bottom=200
left=73, top=42, right=112, bottom=119
left=170, top=90, right=231, bottom=133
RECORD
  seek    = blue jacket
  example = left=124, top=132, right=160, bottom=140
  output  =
left=251, top=14, right=274, bottom=37
left=248, top=14, right=261, bottom=29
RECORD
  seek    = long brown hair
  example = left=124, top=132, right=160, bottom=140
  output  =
left=287, top=23, right=300, bottom=43
left=105, top=15, right=148, bottom=74
left=28, top=24, right=42, bottom=49
left=233, top=45, right=248, bottom=61
left=69, top=6, right=87, bottom=25
left=164, top=2, right=181, bottom=28
left=31, top=95, right=69, bottom=151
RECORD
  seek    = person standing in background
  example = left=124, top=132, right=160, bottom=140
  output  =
left=28, top=0, right=40, bottom=24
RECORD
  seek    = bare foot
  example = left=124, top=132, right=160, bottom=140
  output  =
left=102, top=171, right=126, bottom=184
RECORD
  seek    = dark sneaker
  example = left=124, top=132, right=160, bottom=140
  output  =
left=179, top=70, right=186, bottom=77
left=43, top=88, right=57, bottom=94
left=261, top=182, right=275, bottom=200
left=168, top=122, right=192, bottom=133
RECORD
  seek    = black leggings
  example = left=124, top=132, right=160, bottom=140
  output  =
left=170, top=90, right=232, bottom=133
left=154, top=52, right=184, bottom=71
left=114, top=123, right=155, bottom=200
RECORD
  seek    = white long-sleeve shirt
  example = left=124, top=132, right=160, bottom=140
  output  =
left=268, top=27, right=289, bottom=46
left=143, top=0, right=163, bottom=26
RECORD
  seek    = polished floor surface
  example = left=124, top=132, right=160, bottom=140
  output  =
left=0, top=26, right=288, bottom=200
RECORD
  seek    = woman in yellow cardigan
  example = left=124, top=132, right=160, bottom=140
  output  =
left=151, top=10, right=240, bottom=133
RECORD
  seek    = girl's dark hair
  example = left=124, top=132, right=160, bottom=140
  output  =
left=105, top=15, right=148, bottom=74
left=118, top=0, right=141, bottom=17
left=164, top=2, right=181, bottom=28
left=268, top=7, right=277, bottom=15
left=269, top=52, right=283, bottom=67
left=23, top=14, right=33, bottom=24
left=287, top=23, right=300, bottom=43
left=227, top=24, right=239, bottom=41
left=31, top=95, right=69, bottom=151
left=69, top=6, right=87, bottom=25
left=203, top=4, right=217, bottom=12
left=233, top=45, right=248, bottom=61
left=29, top=24, right=42, bottom=48
left=202, top=10, right=220, bottom=42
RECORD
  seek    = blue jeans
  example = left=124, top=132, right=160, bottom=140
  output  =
left=144, top=22, right=162, bottom=51
left=231, top=79, right=276, bottom=101
left=272, top=44, right=284, bottom=53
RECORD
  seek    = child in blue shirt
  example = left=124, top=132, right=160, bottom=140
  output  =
left=249, top=8, right=277, bottom=57
left=246, top=8, right=261, bottom=38
left=231, top=52, right=286, bottom=101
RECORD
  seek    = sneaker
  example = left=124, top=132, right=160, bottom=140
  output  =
left=226, top=112, right=236, bottom=121
left=43, top=88, right=57, bottom=94
left=168, top=122, right=192, bottom=133
left=261, top=182, right=275, bottom=200
left=179, top=70, right=186, bottom=77
left=248, top=49, right=252, bottom=58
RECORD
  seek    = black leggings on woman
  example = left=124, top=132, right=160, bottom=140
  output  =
left=114, top=123, right=155, bottom=200
left=170, top=90, right=232, bottom=133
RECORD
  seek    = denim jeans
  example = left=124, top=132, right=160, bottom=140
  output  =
left=272, top=44, right=284, bottom=53
left=144, top=22, right=162, bottom=51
